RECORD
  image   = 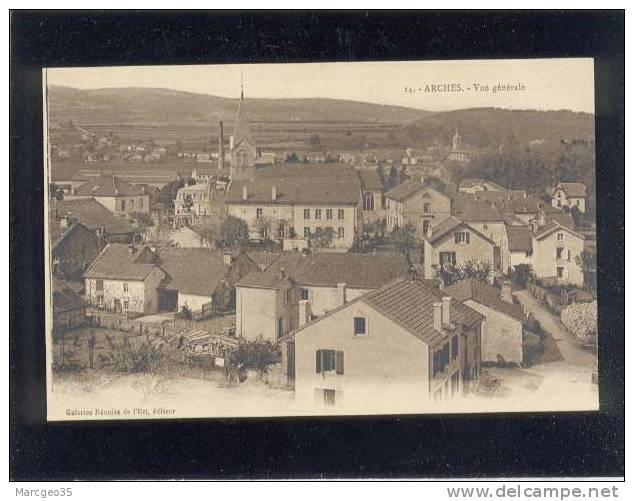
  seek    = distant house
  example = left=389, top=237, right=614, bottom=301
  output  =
left=157, top=249, right=258, bottom=314
left=65, top=175, right=150, bottom=216
left=531, top=221, right=585, bottom=285
left=84, top=244, right=167, bottom=316
left=53, top=198, right=138, bottom=243
left=423, top=217, right=498, bottom=281
left=174, top=183, right=216, bottom=220
left=446, top=279, right=530, bottom=366
left=169, top=225, right=212, bottom=249
left=236, top=252, right=410, bottom=343
left=281, top=279, right=484, bottom=408
left=504, top=225, right=533, bottom=273
left=386, top=181, right=452, bottom=236
left=447, top=129, right=472, bottom=163
left=551, top=182, right=587, bottom=213
left=224, top=164, right=363, bottom=250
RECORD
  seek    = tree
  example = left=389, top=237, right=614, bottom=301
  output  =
left=311, top=227, right=334, bottom=251
left=392, top=223, right=417, bottom=266
left=217, top=215, right=249, bottom=247
left=387, top=166, right=399, bottom=190
left=575, top=249, right=597, bottom=278
left=434, top=259, right=492, bottom=287
left=377, top=165, right=386, bottom=187
left=230, top=336, right=279, bottom=373
left=286, top=152, right=301, bottom=163
left=512, top=264, right=532, bottom=288
left=561, top=301, right=597, bottom=342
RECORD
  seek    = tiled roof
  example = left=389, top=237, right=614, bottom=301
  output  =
left=445, top=279, right=526, bottom=322
left=427, top=217, right=496, bottom=246
left=362, top=279, right=484, bottom=346
left=237, top=252, right=409, bottom=290
left=534, top=221, right=584, bottom=241
left=53, top=198, right=136, bottom=236
left=505, top=225, right=533, bottom=252
left=357, top=169, right=384, bottom=191
left=255, top=163, right=359, bottom=179
left=459, top=200, right=504, bottom=222
left=84, top=244, right=158, bottom=281
left=557, top=182, right=586, bottom=198
left=224, top=177, right=360, bottom=205
left=386, top=180, right=425, bottom=202
left=157, top=248, right=239, bottom=296
left=458, top=178, right=484, bottom=189
left=74, top=175, right=145, bottom=197
left=450, top=190, right=559, bottom=216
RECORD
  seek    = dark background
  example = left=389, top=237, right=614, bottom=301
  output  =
left=10, top=10, right=625, bottom=480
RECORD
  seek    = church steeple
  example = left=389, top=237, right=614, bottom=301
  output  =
left=230, top=74, right=256, bottom=181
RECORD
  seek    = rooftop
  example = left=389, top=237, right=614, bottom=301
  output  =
left=356, top=169, right=384, bottom=191
left=52, top=198, right=136, bottom=236
left=237, top=251, right=409, bottom=290
left=74, top=175, right=146, bottom=197
left=427, top=216, right=495, bottom=246
left=504, top=225, right=533, bottom=253
left=556, top=182, right=587, bottom=198
left=445, top=279, right=526, bottom=322
left=84, top=244, right=158, bottom=281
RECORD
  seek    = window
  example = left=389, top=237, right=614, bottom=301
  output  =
left=300, top=288, right=309, bottom=300
left=121, top=200, right=126, bottom=211
left=422, top=220, right=431, bottom=236
left=315, top=209, right=322, bottom=219
left=123, top=300, right=129, bottom=310
left=338, top=227, right=345, bottom=239
left=326, top=209, right=333, bottom=220
left=483, top=222, right=488, bottom=230
left=439, top=251, right=456, bottom=266
left=129, top=199, right=135, bottom=210
left=567, top=250, right=571, bottom=262
left=556, top=247, right=564, bottom=259
left=363, top=193, right=375, bottom=211
left=304, top=209, right=310, bottom=220
left=557, top=267, right=564, bottom=278
left=455, top=232, right=470, bottom=244
left=96, top=279, right=104, bottom=291
left=284, top=289, right=292, bottom=304
left=139, top=198, right=144, bottom=209
left=123, top=282, right=128, bottom=292
left=557, top=233, right=564, bottom=241
left=277, top=317, right=284, bottom=339
left=451, top=335, right=459, bottom=360
left=97, top=296, right=104, bottom=308
left=423, top=203, right=431, bottom=213
left=316, top=349, right=344, bottom=375
left=256, top=208, right=263, bottom=219
left=354, top=317, right=366, bottom=336
left=338, top=209, right=345, bottom=220
left=304, top=227, right=311, bottom=238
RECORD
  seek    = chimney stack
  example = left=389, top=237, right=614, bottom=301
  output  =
left=433, top=302, right=443, bottom=331
left=442, top=296, right=452, bottom=326
left=298, top=299, right=310, bottom=327
left=271, top=185, right=277, bottom=202
left=242, top=184, right=248, bottom=201
left=218, top=121, right=225, bottom=171
left=337, top=282, right=347, bottom=306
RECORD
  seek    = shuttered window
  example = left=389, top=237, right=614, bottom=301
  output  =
left=316, top=349, right=344, bottom=375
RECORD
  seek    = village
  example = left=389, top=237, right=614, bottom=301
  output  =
left=48, top=85, right=599, bottom=416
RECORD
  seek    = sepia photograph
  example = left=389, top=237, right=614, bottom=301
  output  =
left=42, top=58, right=601, bottom=420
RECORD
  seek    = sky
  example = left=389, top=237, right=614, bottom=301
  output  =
left=46, top=58, right=595, bottom=113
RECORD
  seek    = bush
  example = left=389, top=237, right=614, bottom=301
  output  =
left=104, top=335, right=165, bottom=372
left=561, top=301, right=598, bottom=341
left=230, top=337, right=279, bottom=372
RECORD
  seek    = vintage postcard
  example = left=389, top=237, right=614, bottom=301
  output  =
left=44, top=59, right=598, bottom=420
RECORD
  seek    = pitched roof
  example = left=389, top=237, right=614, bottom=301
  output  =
left=450, top=190, right=559, bottom=216
left=386, top=180, right=425, bottom=202
left=157, top=249, right=243, bottom=297
left=534, top=220, right=584, bottom=241
left=458, top=178, right=485, bottom=190
left=427, top=217, right=496, bottom=246
left=357, top=169, right=384, bottom=191
left=255, top=163, right=359, bottom=179
left=290, top=279, right=484, bottom=348
left=505, top=225, right=533, bottom=252
left=53, top=198, right=136, bottom=235
left=224, top=177, right=360, bottom=205
left=444, top=279, right=526, bottom=322
left=556, top=182, right=586, bottom=197
left=459, top=200, right=504, bottom=222
left=237, top=252, right=409, bottom=290
left=84, top=244, right=159, bottom=280
left=74, top=175, right=145, bottom=197
left=49, top=221, right=93, bottom=252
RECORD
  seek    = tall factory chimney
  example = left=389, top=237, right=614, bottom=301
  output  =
left=218, top=121, right=225, bottom=171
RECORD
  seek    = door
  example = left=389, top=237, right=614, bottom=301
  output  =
left=113, top=299, right=122, bottom=314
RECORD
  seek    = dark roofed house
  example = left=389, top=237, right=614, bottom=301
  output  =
left=282, top=278, right=484, bottom=407
left=157, top=248, right=258, bottom=314
left=235, top=252, right=410, bottom=342
left=66, top=175, right=151, bottom=217
left=54, top=198, right=137, bottom=243
left=445, top=279, right=533, bottom=366
left=49, top=214, right=102, bottom=280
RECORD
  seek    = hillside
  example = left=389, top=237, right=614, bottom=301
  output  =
left=47, top=85, right=428, bottom=126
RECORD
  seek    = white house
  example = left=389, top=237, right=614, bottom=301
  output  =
left=551, top=182, right=587, bottom=213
